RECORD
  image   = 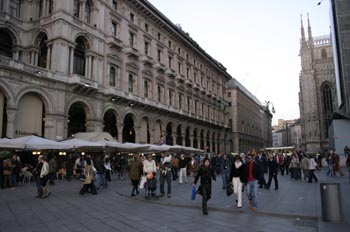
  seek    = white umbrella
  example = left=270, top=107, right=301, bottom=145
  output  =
left=59, top=138, right=104, bottom=150
left=147, top=144, right=170, bottom=152
left=101, top=141, right=150, bottom=152
left=0, top=135, right=69, bottom=150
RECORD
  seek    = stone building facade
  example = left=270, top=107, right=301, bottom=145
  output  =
left=226, top=79, right=272, bottom=153
left=298, top=15, right=338, bottom=152
left=0, top=0, right=233, bottom=153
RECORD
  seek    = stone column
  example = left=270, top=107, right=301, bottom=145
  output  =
left=117, top=124, right=124, bottom=143
left=172, top=133, right=177, bottom=145
left=30, top=51, right=35, bottom=65
left=47, top=44, right=52, bottom=70
left=6, top=108, right=17, bottom=138
left=182, top=133, right=186, bottom=146
left=43, top=115, right=55, bottom=140
left=80, top=0, right=85, bottom=21
left=189, top=135, right=194, bottom=148
left=42, top=0, right=47, bottom=17
left=134, top=127, right=140, bottom=143
left=69, top=46, right=74, bottom=74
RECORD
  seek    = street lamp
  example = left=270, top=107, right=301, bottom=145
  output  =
left=264, top=101, right=276, bottom=114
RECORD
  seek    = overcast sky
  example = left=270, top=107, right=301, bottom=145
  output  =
left=148, top=0, right=332, bottom=125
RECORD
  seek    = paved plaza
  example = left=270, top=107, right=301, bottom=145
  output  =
left=0, top=162, right=349, bottom=232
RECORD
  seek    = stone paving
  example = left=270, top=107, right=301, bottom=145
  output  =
left=0, top=160, right=349, bottom=232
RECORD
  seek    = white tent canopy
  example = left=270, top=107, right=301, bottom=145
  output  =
left=0, top=135, right=69, bottom=150
left=59, top=138, right=104, bottom=150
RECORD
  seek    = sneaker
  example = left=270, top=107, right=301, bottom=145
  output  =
left=203, top=211, right=208, bottom=215
left=252, top=207, right=257, bottom=211
left=167, top=194, right=171, bottom=198
left=249, top=200, right=253, bottom=206
left=131, top=193, right=136, bottom=197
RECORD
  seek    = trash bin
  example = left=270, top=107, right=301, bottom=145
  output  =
left=320, top=183, right=342, bottom=222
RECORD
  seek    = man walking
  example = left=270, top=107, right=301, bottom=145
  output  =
left=220, top=154, right=231, bottom=189
left=244, top=154, right=259, bottom=211
left=178, top=154, right=187, bottom=184
left=266, top=155, right=278, bottom=190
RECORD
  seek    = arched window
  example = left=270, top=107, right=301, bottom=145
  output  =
left=109, top=67, right=115, bottom=87
left=73, top=38, right=86, bottom=76
left=128, top=74, right=133, bottom=93
left=38, top=34, right=48, bottom=68
left=322, top=83, right=334, bottom=137
left=157, top=85, right=161, bottom=102
left=241, top=121, right=245, bottom=133
left=144, top=80, right=148, bottom=98
left=0, top=30, right=13, bottom=58
left=321, top=49, right=327, bottom=59
left=73, top=0, right=79, bottom=17
left=84, top=1, right=91, bottom=24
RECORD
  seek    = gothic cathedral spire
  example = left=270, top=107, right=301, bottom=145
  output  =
left=300, top=14, right=306, bottom=47
left=307, top=13, right=313, bottom=47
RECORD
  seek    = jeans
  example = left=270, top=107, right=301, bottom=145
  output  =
left=327, top=164, right=334, bottom=176
left=159, top=171, right=172, bottom=195
left=95, top=173, right=106, bottom=188
left=11, top=173, right=17, bottom=186
left=246, top=180, right=258, bottom=208
left=221, top=171, right=230, bottom=188
left=267, top=173, right=278, bottom=189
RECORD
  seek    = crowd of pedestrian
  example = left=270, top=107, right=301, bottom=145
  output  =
left=1, top=146, right=349, bottom=216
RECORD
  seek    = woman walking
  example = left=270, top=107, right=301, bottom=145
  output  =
left=129, top=155, right=142, bottom=197
left=79, top=157, right=97, bottom=195
left=193, top=158, right=216, bottom=215
left=230, top=155, right=245, bottom=208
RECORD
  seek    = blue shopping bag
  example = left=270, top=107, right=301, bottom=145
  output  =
left=191, top=186, right=196, bottom=200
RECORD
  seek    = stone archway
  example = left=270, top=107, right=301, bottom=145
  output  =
left=193, top=128, right=198, bottom=148
left=103, top=109, right=118, bottom=139
left=67, top=102, right=86, bottom=137
left=185, top=126, right=190, bottom=147
left=123, top=113, right=135, bottom=143
left=176, top=124, right=182, bottom=145
left=166, top=122, right=173, bottom=145
left=140, top=117, right=151, bottom=144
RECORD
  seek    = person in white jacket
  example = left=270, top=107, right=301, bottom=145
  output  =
left=39, top=155, right=51, bottom=198
left=143, top=154, right=157, bottom=174
left=308, top=155, right=318, bottom=183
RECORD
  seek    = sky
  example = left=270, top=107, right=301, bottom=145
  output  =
left=148, top=0, right=332, bottom=125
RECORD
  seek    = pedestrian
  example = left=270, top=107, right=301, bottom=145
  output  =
left=300, top=154, right=309, bottom=181
left=326, top=153, right=334, bottom=177
left=2, top=158, right=13, bottom=189
left=277, top=153, right=285, bottom=176
left=171, top=154, right=179, bottom=180
left=220, top=154, right=231, bottom=190
left=284, top=154, right=291, bottom=175
left=65, top=154, right=74, bottom=181
left=104, top=157, right=112, bottom=184
left=244, top=154, right=259, bottom=211
left=255, top=153, right=267, bottom=188
left=230, top=155, right=245, bottom=208
left=193, top=158, right=216, bottom=215
left=79, top=157, right=97, bottom=195
left=266, top=154, right=278, bottom=190
left=39, top=156, right=51, bottom=198
left=188, top=155, right=199, bottom=182
left=143, top=154, right=157, bottom=197
left=289, top=154, right=300, bottom=180
left=332, top=152, right=344, bottom=176
left=33, top=156, right=43, bottom=197
left=159, top=152, right=172, bottom=198
left=129, top=155, right=142, bottom=197
left=48, top=155, right=57, bottom=185
left=308, top=155, right=318, bottom=183
left=94, top=155, right=106, bottom=189
left=11, top=154, right=21, bottom=187
left=344, top=145, right=350, bottom=157
left=178, top=154, right=187, bottom=184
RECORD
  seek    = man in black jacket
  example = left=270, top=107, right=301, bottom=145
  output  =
left=193, top=158, right=216, bottom=215
left=266, top=154, right=279, bottom=190
left=244, top=154, right=260, bottom=211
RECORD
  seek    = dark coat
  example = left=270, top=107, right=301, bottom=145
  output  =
left=194, top=165, right=216, bottom=186
left=129, top=160, right=142, bottom=180
left=268, top=159, right=278, bottom=175
left=230, top=161, right=246, bottom=184
left=65, top=158, right=73, bottom=176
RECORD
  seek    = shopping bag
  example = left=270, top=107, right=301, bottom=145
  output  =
left=191, top=186, right=196, bottom=200
left=139, top=175, right=147, bottom=189
left=226, top=183, right=233, bottom=196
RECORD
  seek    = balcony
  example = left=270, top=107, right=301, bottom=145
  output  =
left=176, top=74, right=185, bottom=83
left=68, top=74, right=98, bottom=89
left=185, top=78, right=193, bottom=87
left=139, top=55, right=154, bottom=65
left=153, top=62, right=165, bottom=72
left=124, top=47, right=139, bottom=58
left=165, top=68, right=176, bottom=78
left=206, top=90, right=212, bottom=98
left=106, top=36, right=123, bottom=50
left=193, top=83, right=200, bottom=91
left=200, top=86, right=206, bottom=94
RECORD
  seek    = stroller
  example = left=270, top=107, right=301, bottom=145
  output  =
left=145, top=173, right=159, bottom=200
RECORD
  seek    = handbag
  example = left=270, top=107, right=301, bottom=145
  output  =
left=191, top=186, right=196, bottom=200
left=226, top=183, right=233, bottom=196
left=139, top=175, right=147, bottom=189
